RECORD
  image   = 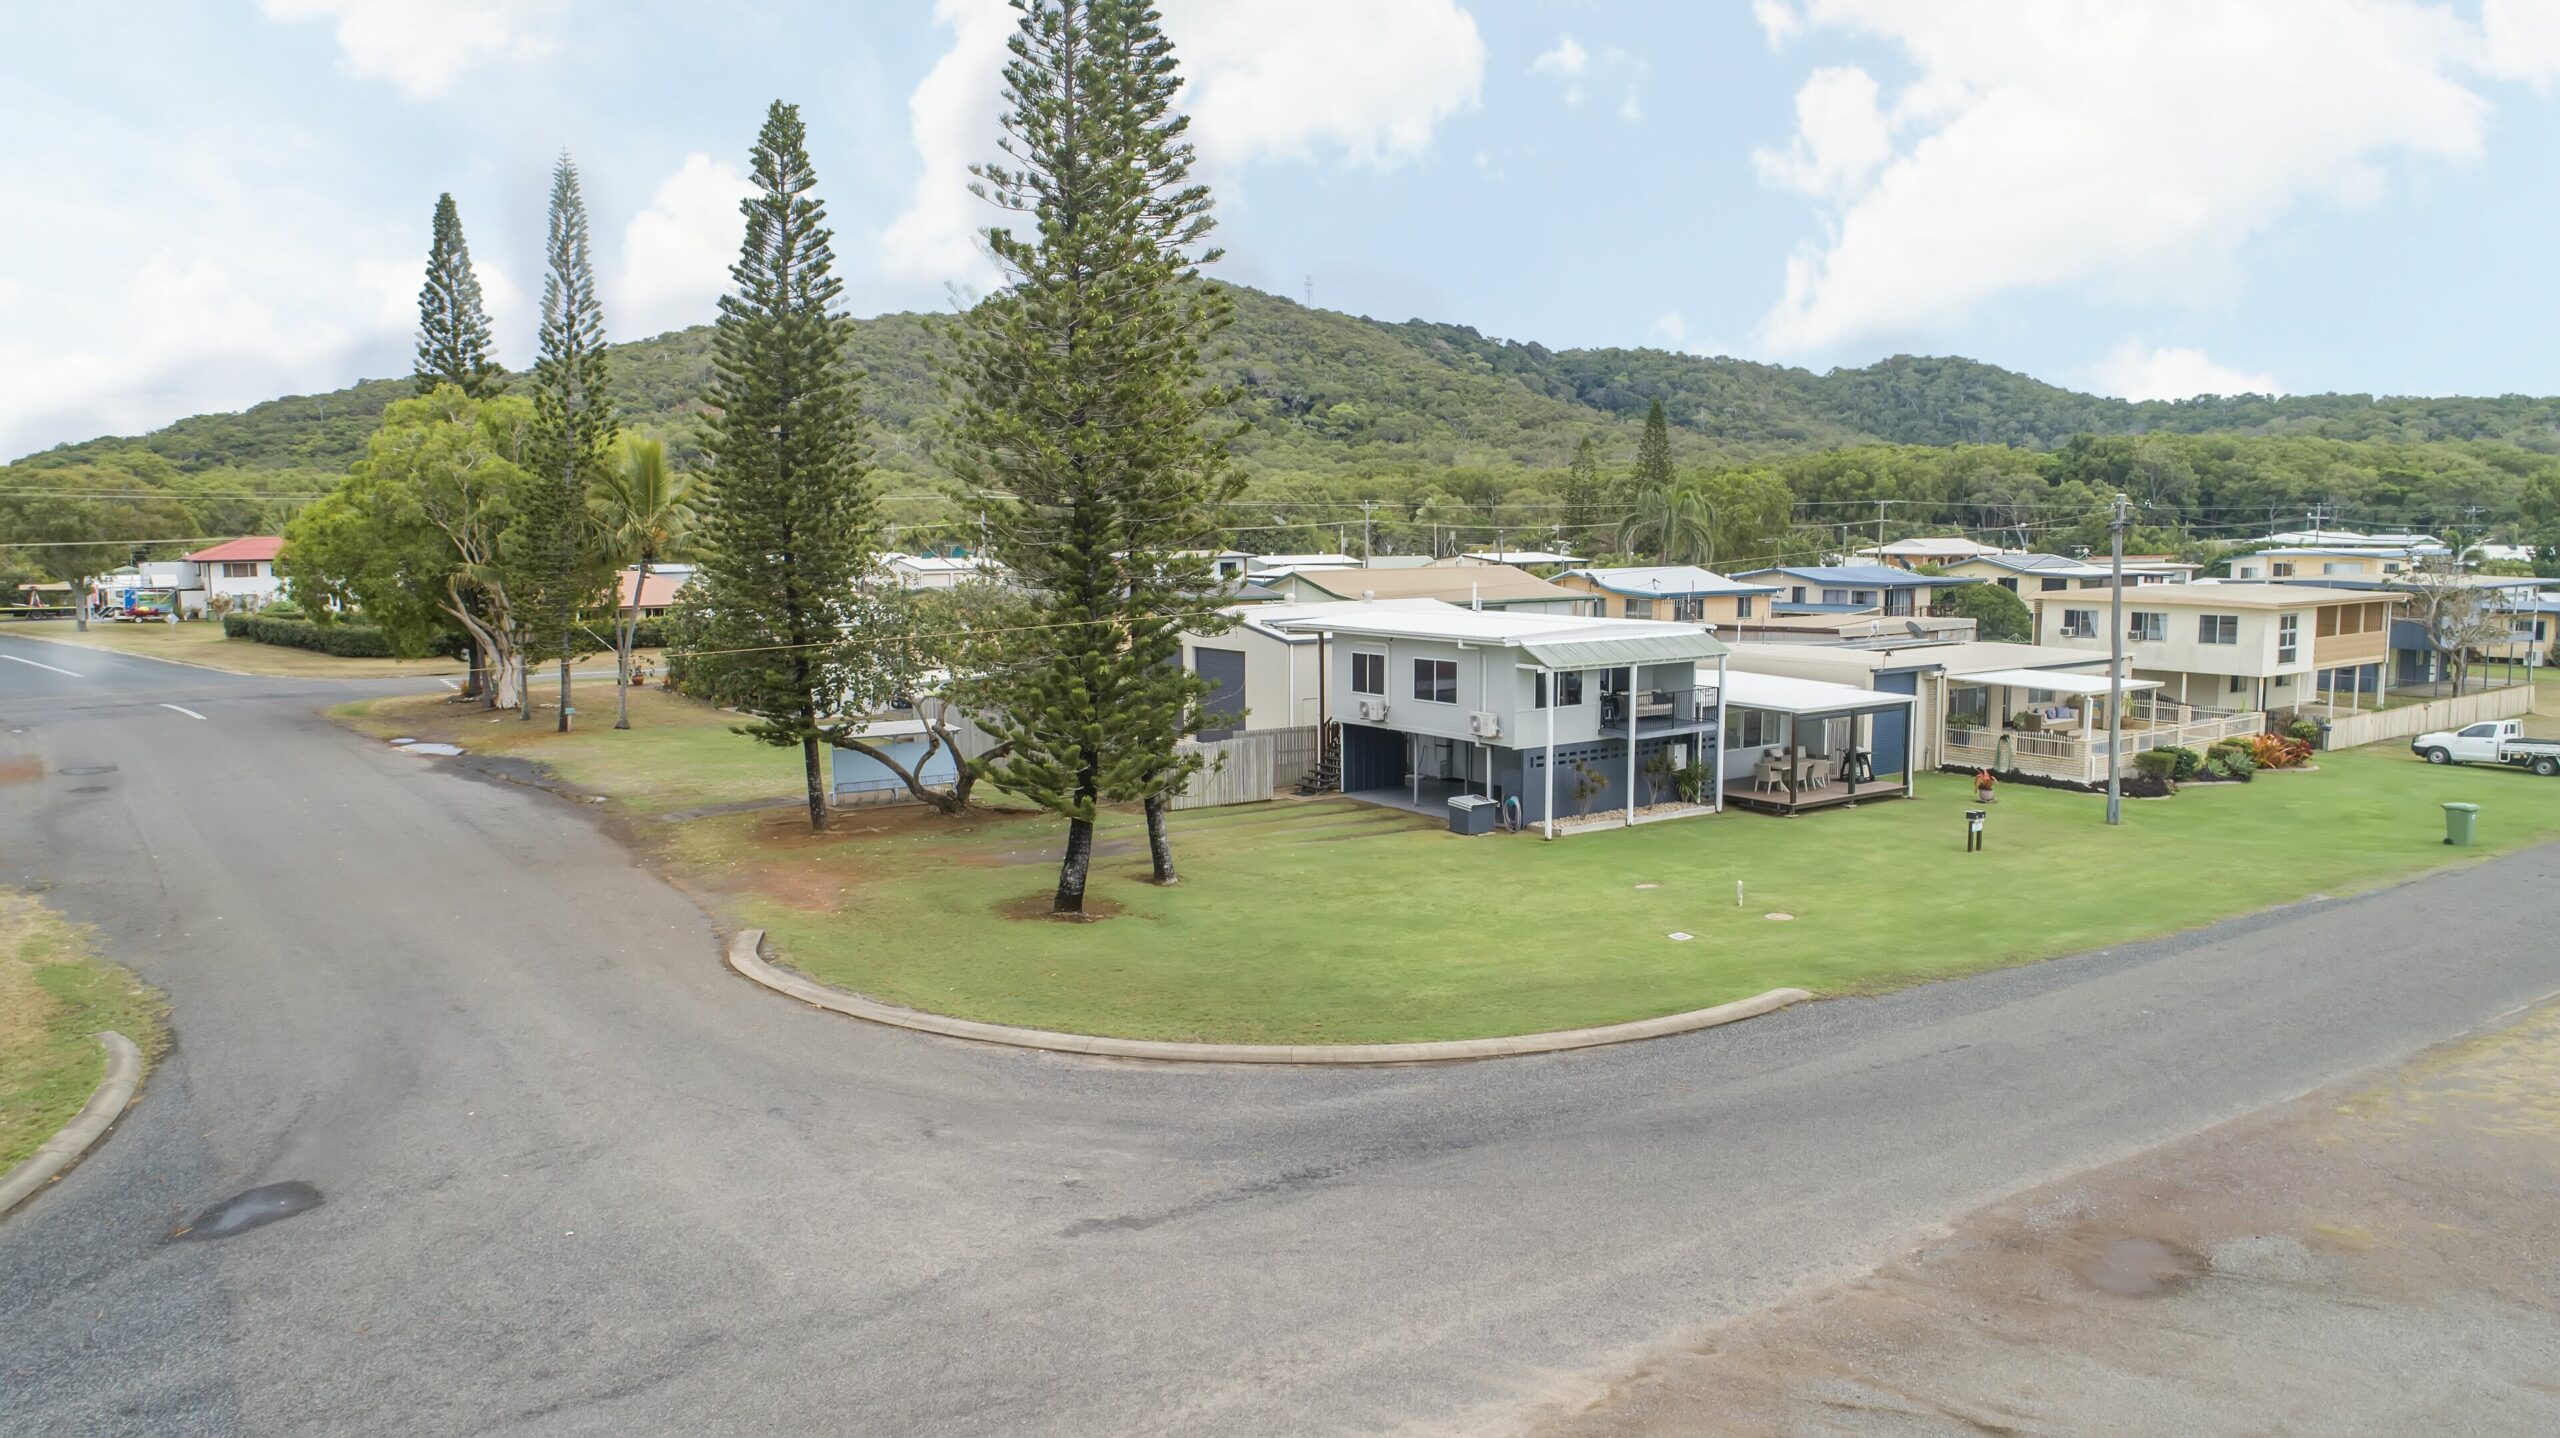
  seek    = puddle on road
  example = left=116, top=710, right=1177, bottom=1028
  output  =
left=58, top=765, right=117, bottom=776
left=2078, top=1235, right=2203, bottom=1296
left=172, top=1181, right=323, bottom=1241
left=398, top=743, right=465, bottom=757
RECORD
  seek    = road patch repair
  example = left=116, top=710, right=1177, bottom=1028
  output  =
left=1519, top=998, right=2560, bottom=1437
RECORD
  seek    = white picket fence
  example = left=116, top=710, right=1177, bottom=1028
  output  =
left=2319, top=685, right=2538, bottom=751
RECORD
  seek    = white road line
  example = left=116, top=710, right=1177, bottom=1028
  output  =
left=438, top=678, right=460, bottom=691
left=160, top=703, right=208, bottom=721
left=1, top=653, right=82, bottom=678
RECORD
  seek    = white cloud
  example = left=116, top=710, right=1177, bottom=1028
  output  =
left=357, top=253, right=526, bottom=358
left=1650, top=310, right=1689, bottom=347
left=615, top=154, right=757, bottom=338
left=1752, top=0, right=1803, bottom=47
left=879, top=0, right=1486, bottom=297
left=1751, top=66, right=1889, bottom=199
left=0, top=254, right=356, bottom=458
left=258, top=0, right=562, bottom=99
left=1751, top=0, right=2532, bottom=357
left=2089, top=341, right=2284, bottom=402
left=2483, top=0, right=2560, bottom=85
left=1619, top=92, right=1643, bottom=124
left=1533, top=35, right=1588, bottom=103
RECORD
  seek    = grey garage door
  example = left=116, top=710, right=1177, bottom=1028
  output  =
left=1192, top=646, right=1246, bottom=738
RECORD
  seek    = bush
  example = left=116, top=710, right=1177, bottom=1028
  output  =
left=222, top=612, right=404, bottom=658
left=2285, top=718, right=2321, bottom=745
left=257, top=598, right=307, bottom=620
left=2165, top=746, right=2204, bottom=781
left=2123, top=772, right=2173, bottom=799
left=2133, top=749, right=2179, bottom=782
left=2249, top=732, right=2313, bottom=769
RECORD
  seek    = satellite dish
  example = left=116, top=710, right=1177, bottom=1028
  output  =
left=1905, top=620, right=1928, bottom=637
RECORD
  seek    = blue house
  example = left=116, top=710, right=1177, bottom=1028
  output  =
left=830, top=718, right=959, bottom=807
left=1730, top=564, right=1974, bottom=619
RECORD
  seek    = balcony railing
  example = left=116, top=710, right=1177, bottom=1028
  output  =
left=1945, top=703, right=2265, bottom=784
left=1601, top=685, right=1720, bottom=732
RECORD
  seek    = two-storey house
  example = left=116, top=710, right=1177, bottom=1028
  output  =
left=1552, top=565, right=1780, bottom=624
left=2029, top=583, right=2402, bottom=714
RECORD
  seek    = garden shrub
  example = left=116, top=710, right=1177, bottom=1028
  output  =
left=2122, top=772, right=2173, bottom=799
left=2133, top=749, right=2179, bottom=782
left=2166, top=746, right=2204, bottom=781
left=2286, top=718, right=2321, bottom=745
left=219, top=612, right=453, bottom=658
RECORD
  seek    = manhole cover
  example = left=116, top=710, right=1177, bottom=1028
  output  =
left=59, top=765, right=117, bottom=776
left=173, top=1181, right=323, bottom=1241
left=1764, top=912, right=1796, bottom=922
left=388, top=737, right=419, bottom=746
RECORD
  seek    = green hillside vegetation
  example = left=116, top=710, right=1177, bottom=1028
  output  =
left=9, top=284, right=2560, bottom=572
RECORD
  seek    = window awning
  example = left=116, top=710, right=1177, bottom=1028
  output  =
left=1517, top=631, right=1731, bottom=670
left=1956, top=668, right=2161, bottom=696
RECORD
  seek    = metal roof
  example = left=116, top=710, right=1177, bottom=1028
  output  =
left=1517, top=630, right=1731, bottom=670
left=1723, top=671, right=1917, bottom=716
left=1557, top=565, right=1782, bottom=597
left=1956, top=668, right=2162, bottom=697
left=1737, top=564, right=1974, bottom=587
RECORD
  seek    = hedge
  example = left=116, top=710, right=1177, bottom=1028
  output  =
left=223, top=612, right=406, bottom=658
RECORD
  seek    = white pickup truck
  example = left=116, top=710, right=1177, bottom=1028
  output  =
left=2412, top=719, right=2560, bottom=776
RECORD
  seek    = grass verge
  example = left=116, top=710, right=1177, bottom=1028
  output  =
left=328, top=687, right=2560, bottom=1046
left=1, top=618, right=458, bottom=679
left=1, top=889, right=166, bottom=1171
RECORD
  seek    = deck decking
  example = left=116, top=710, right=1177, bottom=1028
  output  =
left=1721, top=775, right=1908, bottom=815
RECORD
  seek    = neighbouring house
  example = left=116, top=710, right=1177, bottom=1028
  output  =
left=828, top=715, right=959, bottom=808
left=2227, top=547, right=2424, bottom=582
left=184, top=537, right=287, bottom=608
left=1731, top=564, right=1975, bottom=621
left=2253, top=529, right=2446, bottom=553
left=1260, top=562, right=1592, bottom=616
left=1718, top=670, right=1922, bottom=813
left=1725, top=639, right=2136, bottom=774
left=1174, top=549, right=1253, bottom=581
left=615, top=564, right=694, bottom=620
left=1266, top=605, right=1731, bottom=832
left=2028, top=583, right=2403, bottom=716
left=1849, top=536, right=2011, bottom=569
left=2387, top=582, right=2555, bottom=684
left=1176, top=597, right=1453, bottom=738
left=880, top=552, right=1005, bottom=590
left=2120, top=555, right=2205, bottom=583
left=1245, top=552, right=1361, bottom=577
left=1933, top=552, right=2185, bottom=593
left=1552, top=565, right=1782, bottom=625
left=1455, top=549, right=1583, bottom=571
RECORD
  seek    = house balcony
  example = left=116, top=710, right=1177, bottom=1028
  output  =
left=1944, top=698, right=2264, bottom=786
left=1601, top=684, right=1721, bottom=736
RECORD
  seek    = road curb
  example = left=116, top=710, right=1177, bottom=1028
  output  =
left=725, top=929, right=1810, bottom=1065
left=0, top=1032, right=144, bottom=1220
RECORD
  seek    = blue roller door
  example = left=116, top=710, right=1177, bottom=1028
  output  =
left=1870, top=671, right=1917, bottom=776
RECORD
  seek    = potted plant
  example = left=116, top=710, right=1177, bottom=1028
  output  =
left=1974, top=769, right=1998, bottom=803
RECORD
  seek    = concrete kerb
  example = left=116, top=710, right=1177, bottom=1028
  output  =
left=724, top=929, right=1811, bottom=1065
left=0, top=1032, right=144, bottom=1221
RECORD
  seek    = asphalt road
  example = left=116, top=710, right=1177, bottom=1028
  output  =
left=4, top=630, right=2556, bottom=1438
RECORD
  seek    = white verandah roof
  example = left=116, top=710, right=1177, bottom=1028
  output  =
left=1722, top=671, right=1918, bottom=717
left=1955, top=668, right=2162, bottom=697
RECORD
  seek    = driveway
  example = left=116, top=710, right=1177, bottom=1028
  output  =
left=4, top=631, right=2557, bottom=1437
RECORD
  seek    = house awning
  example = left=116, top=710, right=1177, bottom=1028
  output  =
left=1955, top=668, right=2162, bottom=696
left=1518, top=630, right=1732, bottom=670
left=1724, top=671, right=1916, bottom=716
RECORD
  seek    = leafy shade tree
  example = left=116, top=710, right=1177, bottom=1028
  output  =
left=955, top=0, right=1237, bottom=912
left=2403, top=562, right=2513, bottom=696
left=1927, top=578, right=2032, bottom=643
left=284, top=387, right=537, bottom=703
left=518, top=154, right=617, bottom=730
left=1688, top=466, right=1801, bottom=571
left=1628, top=396, right=1675, bottom=502
left=414, top=193, right=504, bottom=398
left=1616, top=483, right=1714, bottom=566
left=594, top=435, right=694, bottom=730
left=693, top=101, right=874, bottom=833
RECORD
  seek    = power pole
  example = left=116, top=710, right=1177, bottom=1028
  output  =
left=2106, top=492, right=2129, bottom=827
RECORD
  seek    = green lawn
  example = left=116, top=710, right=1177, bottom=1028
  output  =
left=2, top=617, right=460, bottom=679
left=708, top=749, right=2560, bottom=1044
left=1, top=890, right=166, bottom=1171
left=329, top=685, right=2560, bottom=1045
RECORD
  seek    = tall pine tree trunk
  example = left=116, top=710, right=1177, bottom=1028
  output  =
left=557, top=634, right=573, bottom=732
left=1054, top=817, right=1095, bottom=914
left=615, top=560, right=646, bottom=730
left=801, top=734, right=829, bottom=833
left=1143, top=792, right=1177, bottom=885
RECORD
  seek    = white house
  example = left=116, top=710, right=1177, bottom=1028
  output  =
left=185, top=537, right=287, bottom=608
left=880, top=552, right=1004, bottom=590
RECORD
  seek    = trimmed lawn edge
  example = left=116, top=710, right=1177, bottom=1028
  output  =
left=728, top=928, right=1814, bottom=1063
left=0, top=1032, right=144, bottom=1220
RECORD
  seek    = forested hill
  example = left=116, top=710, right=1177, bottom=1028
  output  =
left=23, top=284, right=2560, bottom=483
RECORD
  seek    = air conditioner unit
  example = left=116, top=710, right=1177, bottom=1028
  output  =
left=1468, top=711, right=1500, bottom=738
left=1356, top=697, right=1390, bottom=722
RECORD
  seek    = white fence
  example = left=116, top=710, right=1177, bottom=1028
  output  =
left=1945, top=706, right=2266, bottom=785
left=2319, top=685, right=2538, bottom=751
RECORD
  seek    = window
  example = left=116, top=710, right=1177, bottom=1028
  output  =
left=1533, top=671, right=1584, bottom=708
left=1821, top=588, right=1849, bottom=605
left=2128, top=611, right=2166, bottom=642
left=2040, top=577, right=2069, bottom=592
left=2272, top=561, right=2296, bottom=577
left=1672, top=596, right=1703, bottom=623
left=1998, top=578, right=2019, bottom=592
left=2229, top=674, right=2247, bottom=693
left=1624, top=597, right=1654, bottom=619
left=1350, top=652, right=1385, bottom=696
left=1948, top=685, right=1991, bottom=728
left=2060, top=608, right=2098, bottom=637
left=1412, top=658, right=1457, bottom=704
left=1734, top=595, right=1755, bottom=619
left=222, top=561, right=259, bottom=579
left=2323, top=561, right=2357, bottom=575
left=2317, top=607, right=2341, bottom=638
left=2461, top=723, right=2499, bottom=738
left=1850, top=590, right=1879, bottom=607
left=2277, top=613, right=2299, bottom=664
left=1734, top=709, right=1780, bottom=749
left=1884, top=589, right=1915, bottom=617
left=2198, top=613, right=2239, bottom=645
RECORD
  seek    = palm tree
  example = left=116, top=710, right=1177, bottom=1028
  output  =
left=593, top=436, right=695, bottom=729
left=1616, top=483, right=1715, bottom=567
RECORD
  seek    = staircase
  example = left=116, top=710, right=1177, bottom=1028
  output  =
left=1295, top=721, right=1342, bottom=795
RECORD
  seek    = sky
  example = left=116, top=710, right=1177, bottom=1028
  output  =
left=8, top=0, right=2560, bottom=461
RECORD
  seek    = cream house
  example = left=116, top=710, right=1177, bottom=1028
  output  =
left=2228, top=547, right=2420, bottom=582
left=2029, top=583, right=2401, bottom=714
left=1552, top=565, right=1780, bottom=624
